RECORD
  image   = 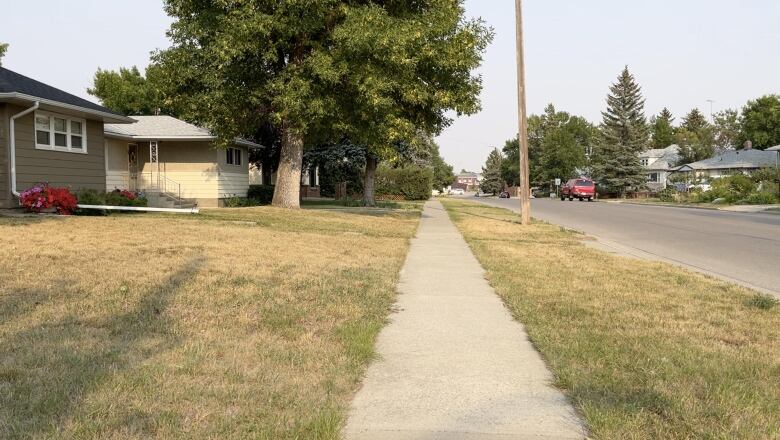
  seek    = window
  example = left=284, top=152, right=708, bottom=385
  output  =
left=34, top=111, right=87, bottom=153
left=641, top=158, right=649, bottom=166
left=226, top=147, right=242, bottom=166
left=648, top=173, right=659, bottom=183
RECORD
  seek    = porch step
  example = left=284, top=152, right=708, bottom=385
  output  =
left=145, top=191, right=198, bottom=210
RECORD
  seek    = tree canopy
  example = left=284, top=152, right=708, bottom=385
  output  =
left=154, top=0, right=492, bottom=208
left=0, top=43, right=8, bottom=67
left=88, top=66, right=169, bottom=116
left=675, top=108, right=715, bottom=164
left=739, top=95, right=780, bottom=149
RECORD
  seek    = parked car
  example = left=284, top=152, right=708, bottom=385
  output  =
left=451, top=188, right=465, bottom=195
left=561, top=178, right=595, bottom=201
left=499, top=191, right=511, bottom=199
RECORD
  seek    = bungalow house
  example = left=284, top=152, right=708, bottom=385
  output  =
left=0, top=67, right=133, bottom=208
left=672, top=149, right=778, bottom=180
left=639, top=145, right=680, bottom=191
left=104, top=116, right=260, bottom=207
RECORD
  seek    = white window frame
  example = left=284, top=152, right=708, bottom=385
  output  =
left=226, top=147, right=242, bottom=166
left=34, top=111, right=88, bottom=154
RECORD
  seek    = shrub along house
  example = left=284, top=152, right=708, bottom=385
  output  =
left=104, top=116, right=260, bottom=208
left=0, top=67, right=134, bottom=208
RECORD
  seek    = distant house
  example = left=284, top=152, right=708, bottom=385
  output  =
left=639, top=145, right=680, bottom=191
left=0, top=67, right=134, bottom=208
left=673, top=149, right=778, bottom=180
left=104, top=116, right=261, bottom=208
left=454, top=172, right=481, bottom=191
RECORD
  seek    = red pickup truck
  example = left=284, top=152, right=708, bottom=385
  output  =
left=561, top=178, right=596, bottom=201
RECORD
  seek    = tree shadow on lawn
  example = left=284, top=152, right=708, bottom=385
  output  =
left=0, top=257, right=205, bottom=439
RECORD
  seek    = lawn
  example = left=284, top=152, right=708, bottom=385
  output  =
left=0, top=206, right=420, bottom=439
left=441, top=199, right=780, bottom=440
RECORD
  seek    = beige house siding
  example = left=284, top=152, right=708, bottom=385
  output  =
left=104, top=139, right=249, bottom=206
left=0, top=104, right=9, bottom=207
left=217, top=145, right=249, bottom=199
left=11, top=105, right=106, bottom=193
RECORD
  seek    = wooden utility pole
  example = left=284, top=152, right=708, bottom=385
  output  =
left=515, top=0, right=531, bottom=225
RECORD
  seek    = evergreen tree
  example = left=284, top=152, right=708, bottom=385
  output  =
left=480, top=148, right=504, bottom=195
left=650, top=108, right=676, bottom=149
left=676, top=108, right=715, bottom=164
left=591, top=67, right=649, bottom=196
left=0, top=43, right=8, bottom=67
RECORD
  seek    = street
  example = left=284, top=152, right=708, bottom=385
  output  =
left=471, top=196, right=780, bottom=296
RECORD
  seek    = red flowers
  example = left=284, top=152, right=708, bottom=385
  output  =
left=19, top=183, right=78, bottom=215
left=119, top=190, right=136, bottom=200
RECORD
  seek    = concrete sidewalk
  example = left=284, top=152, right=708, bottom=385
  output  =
left=343, top=201, right=585, bottom=440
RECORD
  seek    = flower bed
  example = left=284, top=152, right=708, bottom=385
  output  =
left=19, top=183, right=78, bottom=215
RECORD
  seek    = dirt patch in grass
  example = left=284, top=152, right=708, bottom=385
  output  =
left=442, top=199, right=780, bottom=439
left=0, top=206, right=420, bottom=439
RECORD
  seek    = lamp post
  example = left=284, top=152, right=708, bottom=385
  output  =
left=515, top=0, right=531, bottom=225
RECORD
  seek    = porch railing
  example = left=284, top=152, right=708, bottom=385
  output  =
left=156, top=174, right=182, bottom=201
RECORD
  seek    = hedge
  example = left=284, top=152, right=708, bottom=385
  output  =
left=247, top=185, right=275, bottom=205
left=375, top=165, right=433, bottom=201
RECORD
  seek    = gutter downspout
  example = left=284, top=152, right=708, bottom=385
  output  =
left=10, top=101, right=40, bottom=198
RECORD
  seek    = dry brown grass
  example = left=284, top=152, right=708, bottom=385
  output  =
left=442, top=199, right=780, bottom=440
left=0, top=206, right=420, bottom=439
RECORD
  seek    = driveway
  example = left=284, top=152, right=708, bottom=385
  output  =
left=471, top=196, right=780, bottom=297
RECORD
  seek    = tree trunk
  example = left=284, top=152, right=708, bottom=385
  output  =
left=272, top=125, right=304, bottom=209
left=363, top=156, right=378, bottom=207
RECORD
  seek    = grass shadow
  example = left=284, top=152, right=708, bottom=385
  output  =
left=0, top=257, right=205, bottom=438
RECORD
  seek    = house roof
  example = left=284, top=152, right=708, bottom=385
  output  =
left=675, top=149, right=777, bottom=171
left=767, top=145, right=780, bottom=151
left=0, top=67, right=133, bottom=123
left=641, top=145, right=680, bottom=171
left=104, top=115, right=261, bottom=148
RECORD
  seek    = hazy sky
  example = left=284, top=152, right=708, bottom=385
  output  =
left=3, top=1, right=779, bottom=172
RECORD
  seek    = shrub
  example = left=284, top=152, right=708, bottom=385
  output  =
left=375, top=166, right=433, bottom=201
left=75, top=189, right=147, bottom=215
left=19, top=183, right=78, bottom=215
left=657, top=187, right=677, bottom=202
left=739, top=192, right=778, bottom=205
left=247, top=185, right=275, bottom=205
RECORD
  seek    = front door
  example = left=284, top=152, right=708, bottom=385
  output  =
left=128, top=144, right=139, bottom=191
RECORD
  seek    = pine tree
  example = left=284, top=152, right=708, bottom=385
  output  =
left=591, top=67, right=649, bottom=196
left=480, top=148, right=504, bottom=195
left=650, top=108, right=676, bottom=149
left=681, top=108, right=709, bottom=133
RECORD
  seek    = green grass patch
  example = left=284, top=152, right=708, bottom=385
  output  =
left=441, top=199, right=780, bottom=439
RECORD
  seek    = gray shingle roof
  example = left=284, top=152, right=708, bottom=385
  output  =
left=105, top=115, right=261, bottom=148
left=105, top=115, right=212, bottom=138
left=0, top=67, right=127, bottom=119
left=677, top=149, right=777, bottom=170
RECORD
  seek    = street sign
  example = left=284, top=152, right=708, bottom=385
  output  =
left=555, top=178, right=561, bottom=186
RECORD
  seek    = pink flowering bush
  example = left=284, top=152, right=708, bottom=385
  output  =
left=19, top=183, right=78, bottom=215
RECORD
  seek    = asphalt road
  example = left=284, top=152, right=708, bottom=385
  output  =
left=471, top=196, right=780, bottom=297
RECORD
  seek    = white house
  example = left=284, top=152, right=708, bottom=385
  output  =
left=639, top=145, right=680, bottom=191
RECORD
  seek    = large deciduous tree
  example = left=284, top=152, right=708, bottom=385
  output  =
left=590, top=67, right=649, bottom=196
left=739, top=95, right=780, bottom=149
left=88, top=66, right=169, bottom=116
left=154, top=0, right=491, bottom=209
left=480, top=148, right=504, bottom=195
left=650, top=108, right=676, bottom=149
left=713, top=109, right=741, bottom=151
